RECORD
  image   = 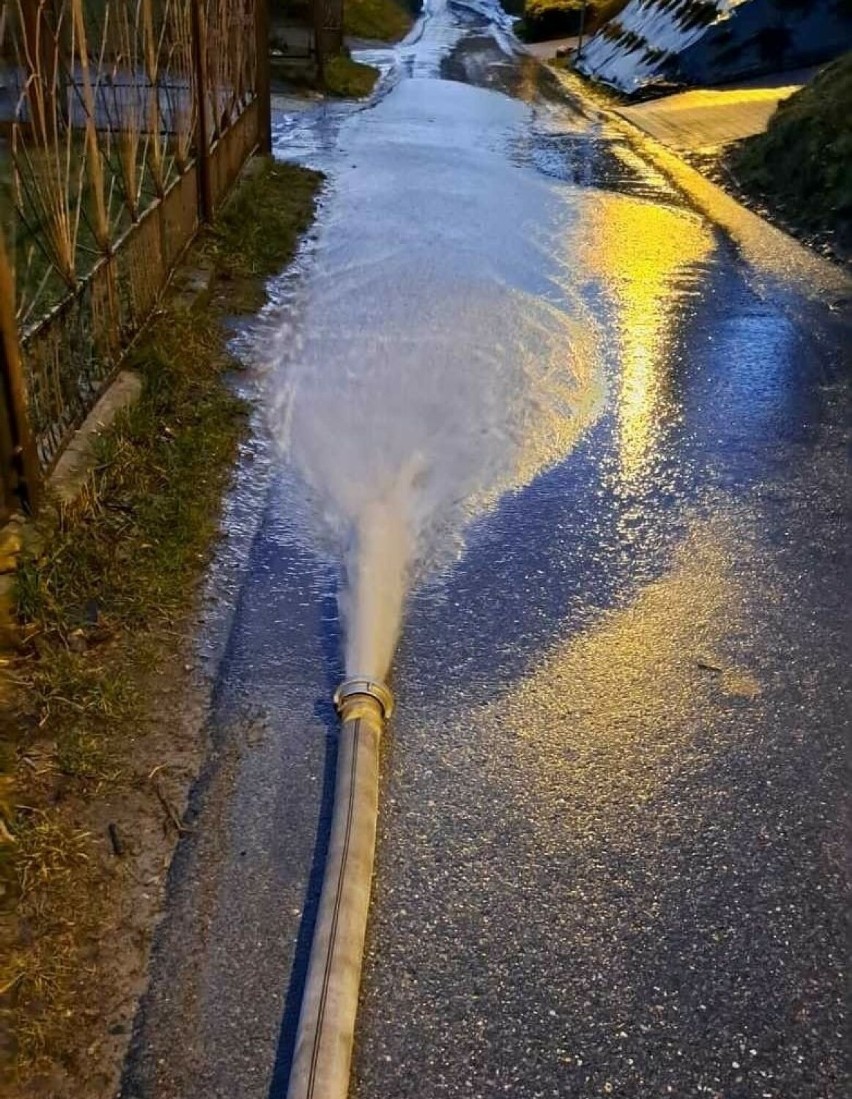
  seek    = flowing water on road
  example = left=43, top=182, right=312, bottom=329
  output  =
left=269, top=75, right=605, bottom=680
left=123, top=3, right=850, bottom=1098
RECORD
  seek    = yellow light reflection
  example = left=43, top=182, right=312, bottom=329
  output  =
left=474, top=516, right=760, bottom=844
left=578, top=197, right=714, bottom=486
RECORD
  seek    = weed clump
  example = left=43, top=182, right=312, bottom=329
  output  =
left=343, top=0, right=413, bottom=42
left=323, top=54, right=382, bottom=98
left=730, top=52, right=852, bottom=257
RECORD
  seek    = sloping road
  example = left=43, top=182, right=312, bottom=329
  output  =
left=122, top=4, right=850, bottom=1099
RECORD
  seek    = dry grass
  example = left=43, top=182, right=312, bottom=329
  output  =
left=7, top=0, right=253, bottom=326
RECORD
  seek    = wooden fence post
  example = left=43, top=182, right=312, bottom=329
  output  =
left=191, top=0, right=214, bottom=221
left=0, top=232, right=41, bottom=518
left=314, top=0, right=343, bottom=72
left=313, top=0, right=325, bottom=85
left=255, top=0, right=272, bottom=155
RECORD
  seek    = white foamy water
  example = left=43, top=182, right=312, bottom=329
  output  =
left=270, top=75, right=605, bottom=681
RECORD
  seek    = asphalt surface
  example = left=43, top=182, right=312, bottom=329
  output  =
left=121, top=3, right=850, bottom=1098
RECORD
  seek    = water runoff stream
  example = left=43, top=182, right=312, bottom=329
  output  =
left=268, top=22, right=605, bottom=684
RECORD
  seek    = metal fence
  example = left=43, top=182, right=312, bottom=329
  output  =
left=0, top=0, right=271, bottom=512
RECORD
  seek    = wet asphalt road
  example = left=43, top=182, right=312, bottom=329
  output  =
left=121, top=3, right=850, bottom=1098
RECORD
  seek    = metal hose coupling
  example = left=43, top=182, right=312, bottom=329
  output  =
left=333, top=677, right=394, bottom=723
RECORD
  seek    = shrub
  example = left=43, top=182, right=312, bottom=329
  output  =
left=514, top=0, right=629, bottom=44
left=731, top=52, right=852, bottom=248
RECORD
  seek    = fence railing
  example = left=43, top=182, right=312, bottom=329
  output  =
left=0, top=0, right=271, bottom=512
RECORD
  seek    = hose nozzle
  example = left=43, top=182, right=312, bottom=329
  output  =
left=333, top=677, right=394, bottom=722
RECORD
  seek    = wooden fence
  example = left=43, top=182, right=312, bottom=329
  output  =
left=0, top=0, right=272, bottom=519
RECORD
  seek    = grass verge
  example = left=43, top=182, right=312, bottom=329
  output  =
left=728, top=53, right=852, bottom=261
left=343, top=0, right=413, bottom=42
left=269, top=0, right=412, bottom=99
left=269, top=50, right=382, bottom=100
left=1, top=158, right=322, bottom=1094
left=323, top=53, right=381, bottom=98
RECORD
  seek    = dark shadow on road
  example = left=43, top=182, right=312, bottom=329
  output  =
left=266, top=582, right=343, bottom=1098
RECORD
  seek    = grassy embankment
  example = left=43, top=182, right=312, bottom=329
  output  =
left=729, top=52, right=852, bottom=260
left=312, top=0, right=414, bottom=98
left=2, top=158, right=321, bottom=1091
left=512, top=0, right=628, bottom=44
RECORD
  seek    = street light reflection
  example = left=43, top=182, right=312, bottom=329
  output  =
left=580, top=197, right=714, bottom=488
left=479, top=517, right=754, bottom=834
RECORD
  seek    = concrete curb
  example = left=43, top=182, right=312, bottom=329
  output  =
left=614, top=117, right=852, bottom=299
left=0, top=255, right=217, bottom=652
left=51, top=370, right=143, bottom=508
left=0, top=370, right=143, bottom=652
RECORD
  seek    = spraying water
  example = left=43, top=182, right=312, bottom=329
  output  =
left=271, top=77, right=605, bottom=682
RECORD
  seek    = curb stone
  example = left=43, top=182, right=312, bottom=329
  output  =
left=0, top=251, right=223, bottom=653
